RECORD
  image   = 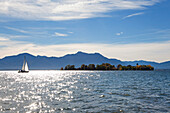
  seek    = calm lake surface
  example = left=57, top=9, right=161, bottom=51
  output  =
left=0, top=70, right=169, bottom=112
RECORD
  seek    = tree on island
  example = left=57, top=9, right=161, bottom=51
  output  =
left=64, top=65, right=75, bottom=70
left=117, top=64, right=122, bottom=70
left=61, top=63, right=154, bottom=71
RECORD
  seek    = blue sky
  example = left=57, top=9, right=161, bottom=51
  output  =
left=0, top=0, right=170, bottom=62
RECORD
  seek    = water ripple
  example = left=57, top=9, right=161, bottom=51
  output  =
left=0, top=70, right=169, bottom=112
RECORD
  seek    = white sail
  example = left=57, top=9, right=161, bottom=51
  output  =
left=21, top=60, right=25, bottom=70
left=24, top=62, right=29, bottom=71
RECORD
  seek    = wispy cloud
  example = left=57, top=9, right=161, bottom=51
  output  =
left=0, top=37, right=9, bottom=41
left=5, top=26, right=53, bottom=36
left=26, top=27, right=66, bottom=30
left=0, top=33, right=30, bottom=39
left=5, top=26, right=28, bottom=33
left=123, top=12, right=144, bottom=19
left=55, top=32, right=68, bottom=37
left=116, top=32, right=123, bottom=36
left=118, top=29, right=170, bottom=39
left=0, top=0, right=160, bottom=21
left=68, top=32, right=74, bottom=34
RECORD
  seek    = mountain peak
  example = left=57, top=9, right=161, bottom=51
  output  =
left=17, top=53, right=35, bottom=57
left=76, top=51, right=102, bottom=56
left=3, top=53, right=34, bottom=59
left=76, top=51, right=86, bottom=54
left=94, top=52, right=102, bottom=56
left=18, top=53, right=33, bottom=56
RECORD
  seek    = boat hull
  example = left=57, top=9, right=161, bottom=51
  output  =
left=18, top=70, right=29, bottom=73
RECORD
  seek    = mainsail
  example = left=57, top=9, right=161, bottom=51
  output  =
left=24, top=62, right=29, bottom=71
left=21, top=56, right=29, bottom=71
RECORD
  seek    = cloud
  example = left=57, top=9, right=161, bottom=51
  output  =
left=5, top=26, right=28, bottom=33
left=0, top=37, right=9, bottom=41
left=54, top=32, right=68, bottom=37
left=68, top=32, right=74, bottom=34
left=0, top=0, right=160, bottom=21
left=0, top=39, right=169, bottom=63
left=123, top=12, right=144, bottom=19
left=4, top=26, right=55, bottom=37
left=27, top=27, right=66, bottom=30
left=116, top=32, right=123, bottom=36
left=0, top=33, right=30, bottom=39
left=118, top=29, right=170, bottom=40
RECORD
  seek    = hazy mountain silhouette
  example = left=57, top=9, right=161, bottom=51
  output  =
left=0, top=51, right=169, bottom=69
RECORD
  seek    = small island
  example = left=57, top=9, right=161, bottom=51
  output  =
left=61, top=63, right=154, bottom=71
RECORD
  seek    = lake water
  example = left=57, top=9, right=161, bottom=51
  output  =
left=0, top=70, right=169, bottom=112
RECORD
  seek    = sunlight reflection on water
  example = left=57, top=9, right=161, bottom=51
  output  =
left=0, top=70, right=169, bottom=112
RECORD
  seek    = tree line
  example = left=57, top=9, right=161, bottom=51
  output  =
left=60, top=63, right=154, bottom=71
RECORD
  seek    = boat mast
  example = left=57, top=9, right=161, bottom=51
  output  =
left=24, top=56, right=26, bottom=70
left=22, top=56, right=26, bottom=71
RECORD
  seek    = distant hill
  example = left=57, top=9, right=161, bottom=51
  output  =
left=0, top=51, right=169, bottom=69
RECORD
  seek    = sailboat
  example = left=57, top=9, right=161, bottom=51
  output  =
left=18, top=56, right=29, bottom=73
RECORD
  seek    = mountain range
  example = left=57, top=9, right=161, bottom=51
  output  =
left=0, top=51, right=169, bottom=70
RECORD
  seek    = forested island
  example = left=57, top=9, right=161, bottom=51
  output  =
left=60, top=63, right=154, bottom=71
